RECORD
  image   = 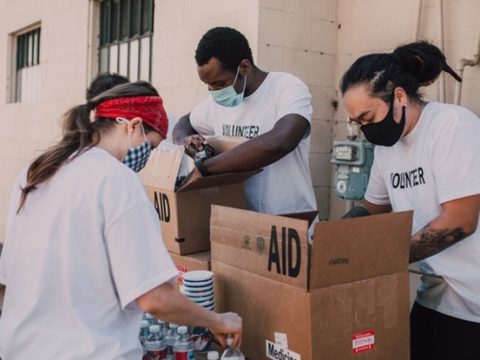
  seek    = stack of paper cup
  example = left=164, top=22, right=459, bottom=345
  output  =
left=182, top=270, right=215, bottom=311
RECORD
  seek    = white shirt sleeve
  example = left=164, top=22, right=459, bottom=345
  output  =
left=105, top=201, right=178, bottom=309
left=364, top=150, right=390, bottom=205
left=276, top=77, right=313, bottom=123
left=431, top=121, right=480, bottom=204
left=0, top=169, right=27, bottom=285
left=189, top=99, right=216, bottom=135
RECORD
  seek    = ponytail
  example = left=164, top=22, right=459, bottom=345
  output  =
left=17, top=103, right=102, bottom=213
left=340, top=41, right=461, bottom=101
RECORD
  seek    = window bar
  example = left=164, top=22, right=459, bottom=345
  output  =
left=114, top=0, right=120, bottom=74
left=36, top=28, right=41, bottom=65
left=126, top=0, right=131, bottom=79
left=148, top=33, right=152, bottom=82
left=149, top=0, right=153, bottom=82
left=106, top=0, right=111, bottom=75
left=30, top=31, right=35, bottom=67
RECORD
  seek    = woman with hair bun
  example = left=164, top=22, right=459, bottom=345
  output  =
left=0, top=81, right=241, bottom=359
left=340, top=41, right=480, bottom=359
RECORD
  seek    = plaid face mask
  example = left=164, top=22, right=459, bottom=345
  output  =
left=123, top=140, right=151, bottom=172
left=117, top=117, right=152, bottom=172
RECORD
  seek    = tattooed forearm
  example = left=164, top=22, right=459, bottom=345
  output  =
left=410, top=227, right=468, bottom=263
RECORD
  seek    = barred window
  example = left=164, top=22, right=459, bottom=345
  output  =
left=99, top=0, right=153, bottom=81
left=13, top=27, right=41, bottom=103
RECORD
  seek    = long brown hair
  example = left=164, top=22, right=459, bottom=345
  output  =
left=17, top=81, right=159, bottom=212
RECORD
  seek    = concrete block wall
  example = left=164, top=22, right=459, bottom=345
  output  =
left=1, top=0, right=479, bottom=242
left=151, top=0, right=260, bottom=117
left=257, top=0, right=338, bottom=220
left=0, top=0, right=91, bottom=241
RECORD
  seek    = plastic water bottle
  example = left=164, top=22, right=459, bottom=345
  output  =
left=208, top=351, right=220, bottom=360
left=144, top=325, right=167, bottom=360
left=164, top=323, right=179, bottom=359
left=156, top=319, right=167, bottom=337
left=173, top=326, right=195, bottom=360
left=139, top=320, right=150, bottom=352
left=144, top=313, right=156, bottom=326
left=220, top=337, right=245, bottom=360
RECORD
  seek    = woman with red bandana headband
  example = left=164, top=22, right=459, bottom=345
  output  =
left=340, top=42, right=480, bottom=360
left=0, top=81, right=241, bottom=359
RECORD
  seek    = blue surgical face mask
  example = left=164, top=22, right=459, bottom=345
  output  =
left=116, top=117, right=152, bottom=172
left=208, top=66, right=247, bottom=107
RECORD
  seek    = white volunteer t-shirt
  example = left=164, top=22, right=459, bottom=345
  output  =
left=190, top=72, right=317, bottom=215
left=365, top=102, right=480, bottom=322
left=0, top=147, right=178, bottom=359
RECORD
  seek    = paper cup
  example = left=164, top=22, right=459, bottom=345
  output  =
left=188, top=294, right=214, bottom=303
left=183, top=280, right=213, bottom=288
left=183, top=271, right=213, bottom=283
left=183, top=283, right=213, bottom=291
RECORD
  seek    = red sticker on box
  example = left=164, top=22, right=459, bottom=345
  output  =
left=352, top=330, right=375, bottom=353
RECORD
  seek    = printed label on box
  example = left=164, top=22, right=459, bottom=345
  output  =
left=266, top=340, right=301, bottom=360
left=352, top=330, right=375, bottom=354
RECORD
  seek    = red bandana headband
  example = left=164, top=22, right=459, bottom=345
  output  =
left=95, top=96, right=168, bottom=139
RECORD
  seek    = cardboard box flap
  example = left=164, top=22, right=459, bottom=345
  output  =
left=280, top=211, right=318, bottom=227
left=139, top=145, right=184, bottom=190
left=310, top=211, right=412, bottom=289
left=176, top=170, right=261, bottom=192
left=210, top=205, right=310, bottom=290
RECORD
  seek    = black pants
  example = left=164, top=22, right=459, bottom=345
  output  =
left=411, top=302, right=480, bottom=360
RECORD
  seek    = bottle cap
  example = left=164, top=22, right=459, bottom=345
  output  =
left=169, top=323, right=178, bottom=329
left=141, top=320, right=149, bottom=328
left=149, top=325, right=160, bottom=333
left=177, top=326, right=188, bottom=335
left=207, top=351, right=220, bottom=360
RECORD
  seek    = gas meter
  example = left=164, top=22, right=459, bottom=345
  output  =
left=331, top=140, right=374, bottom=200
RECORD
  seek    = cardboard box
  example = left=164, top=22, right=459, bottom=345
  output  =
left=169, top=251, right=211, bottom=286
left=140, top=146, right=258, bottom=255
left=210, top=205, right=412, bottom=360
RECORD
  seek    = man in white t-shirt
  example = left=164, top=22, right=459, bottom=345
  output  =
left=340, top=41, right=480, bottom=359
left=173, top=27, right=317, bottom=216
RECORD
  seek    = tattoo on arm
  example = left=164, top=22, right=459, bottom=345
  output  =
left=410, top=226, right=468, bottom=263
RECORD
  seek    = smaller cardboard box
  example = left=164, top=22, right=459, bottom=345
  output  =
left=140, top=146, right=258, bottom=255
left=169, top=251, right=211, bottom=286
left=211, top=205, right=412, bottom=360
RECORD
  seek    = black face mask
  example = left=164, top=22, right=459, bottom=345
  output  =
left=360, top=94, right=406, bottom=146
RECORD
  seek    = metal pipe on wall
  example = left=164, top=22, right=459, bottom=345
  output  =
left=438, top=0, right=446, bottom=102
left=454, top=19, right=480, bottom=105
left=413, top=0, right=423, bottom=40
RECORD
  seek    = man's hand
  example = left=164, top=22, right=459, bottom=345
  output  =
left=183, top=134, right=207, bottom=158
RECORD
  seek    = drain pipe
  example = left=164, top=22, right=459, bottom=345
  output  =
left=413, top=0, right=423, bottom=40
left=437, top=0, right=446, bottom=102
left=454, top=22, right=480, bottom=105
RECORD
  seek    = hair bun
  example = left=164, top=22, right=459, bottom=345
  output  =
left=393, top=41, right=461, bottom=85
